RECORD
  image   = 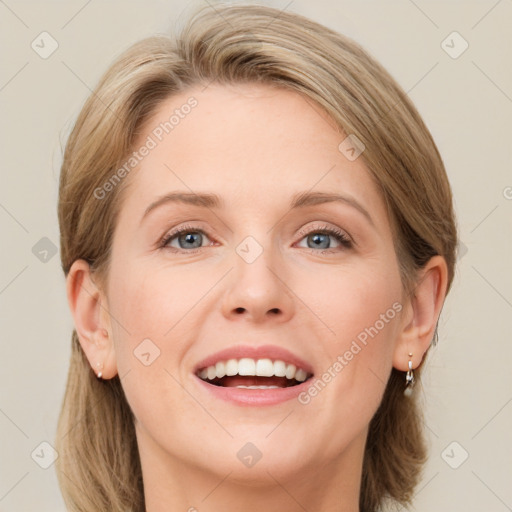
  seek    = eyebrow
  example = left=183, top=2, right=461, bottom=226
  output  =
left=291, top=191, right=374, bottom=226
left=141, top=190, right=374, bottom=226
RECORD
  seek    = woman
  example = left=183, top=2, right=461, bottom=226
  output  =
left=56, top=3, right=457, bottom=511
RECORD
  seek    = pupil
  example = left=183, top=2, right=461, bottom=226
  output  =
left=310, top=233, right=329, bottom=249
left=180, top=232, right=201, bottom=248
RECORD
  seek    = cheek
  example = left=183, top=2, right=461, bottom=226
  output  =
left=107, top=264, right=173, bottom=380
left=108, top=263, right=203, bottom=345
left=297, top=261, right=402, bottom=419
left=303, top=261, right=402, bottom=346
left=107, top=261, right=218, bottom=403
left=106, top=266, right=195, bottom=434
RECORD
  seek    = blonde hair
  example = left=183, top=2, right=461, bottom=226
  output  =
left=56, top=3, right=457, bottom=511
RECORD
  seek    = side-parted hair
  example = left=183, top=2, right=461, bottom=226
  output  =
left=56, top=3, right=457, bottom=511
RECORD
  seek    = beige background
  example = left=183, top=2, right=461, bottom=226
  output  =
left=1, top=0, right=511, bottom=510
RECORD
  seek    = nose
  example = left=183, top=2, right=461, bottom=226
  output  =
left=221, top=245, right=295, bottom=324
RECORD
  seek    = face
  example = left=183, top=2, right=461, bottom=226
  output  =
left=104, top=82, right=406, bottom=485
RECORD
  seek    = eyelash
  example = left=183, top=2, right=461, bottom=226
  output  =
left=158, top=224, right=353, bottom=255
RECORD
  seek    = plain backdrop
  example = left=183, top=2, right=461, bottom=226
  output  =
left=1, top=1, right=511, bottom=510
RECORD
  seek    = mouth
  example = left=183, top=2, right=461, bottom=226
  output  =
left=196, top=358, right=313, bottom=389
left=192, top=344, right=315, bottom=406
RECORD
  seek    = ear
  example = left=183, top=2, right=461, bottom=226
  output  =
left=393, top=255, right=449, bottom=371
left=66, top=259, right=118, bottom=379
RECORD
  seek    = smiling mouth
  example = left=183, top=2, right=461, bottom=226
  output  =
left=196, top=357, right=313, bottom=389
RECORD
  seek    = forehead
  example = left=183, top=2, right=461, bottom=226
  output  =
left=121, top=82, right=385, bottom=220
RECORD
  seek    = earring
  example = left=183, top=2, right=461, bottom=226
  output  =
left=95, top=362, right=104, bottom=379
left=404, top=353, right=415, bottom=397
left=95, top=330, right=108, bottom=379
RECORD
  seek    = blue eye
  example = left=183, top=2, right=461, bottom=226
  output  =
left=159, top=224, right=353, bottom=254
left=160, top=227, right=211, bottom=251
left=297, top=227, right=352, bottom=251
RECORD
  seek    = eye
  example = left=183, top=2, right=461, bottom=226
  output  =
left=295, top=224, right=352, bottom=253
left=158, top=223, right=353, bottom=254
left=159, top=225, right=213, bottom=252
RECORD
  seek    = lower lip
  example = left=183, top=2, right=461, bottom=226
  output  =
left=193, top=375, right=313, bottom=406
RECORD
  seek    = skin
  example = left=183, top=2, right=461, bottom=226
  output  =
left=67, top=82, right=448, bottom=512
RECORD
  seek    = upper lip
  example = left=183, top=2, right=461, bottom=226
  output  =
left=194, top=344, right=314, bottom=375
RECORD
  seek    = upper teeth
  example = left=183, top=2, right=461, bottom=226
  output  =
left=197, top=358, right=309, bottom=382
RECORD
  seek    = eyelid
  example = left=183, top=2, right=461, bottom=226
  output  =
left=297, top=223, right=352, bottom=241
